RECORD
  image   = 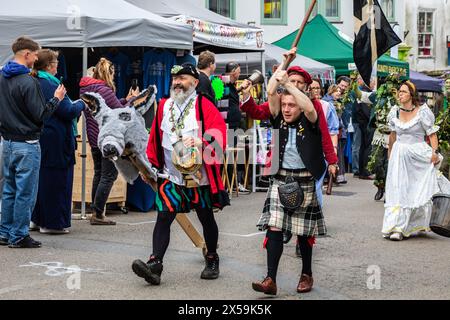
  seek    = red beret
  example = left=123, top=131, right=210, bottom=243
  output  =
left=287, top=66, right=312, bottom=85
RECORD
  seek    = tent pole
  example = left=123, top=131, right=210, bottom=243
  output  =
left=81, top=47, right=88, bottom=219
left=261, top=51, right=267, bottom=99
left=252, top=51, right=267, bottom=193
left=245, top=54, right=249, bottom=76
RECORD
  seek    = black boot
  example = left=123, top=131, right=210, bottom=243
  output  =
left=283, top=231, right=292, bottom=244
left=201, top=253, right=220, bottom=279
left=295, top=241, right=302, bottom=258
left=132, top=257, right=163, bottom=285
left=374, top=187, right=384, bottom=201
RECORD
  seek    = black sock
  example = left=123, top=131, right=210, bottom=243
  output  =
left=266, top=230, right=284, bottom=283
left=196, top=207, right=219, bottom=255
left=152, top=212, right=177, bottom=260
left=298, top=236, right=313, bottom=276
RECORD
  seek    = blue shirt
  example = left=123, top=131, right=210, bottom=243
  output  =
left=105, top=51, right=132, bottom=99
left=143, top=49, right=176, bottom=101
left=320, top=98, right=340, bottom=135
left=176, top=53, right=196, bottom=66
left=282, top=128, right=306, bottom=169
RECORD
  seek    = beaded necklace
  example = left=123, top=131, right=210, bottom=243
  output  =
left=399, top=106, right=416, bottom=113
left=169, top=97, right=195, bottom=134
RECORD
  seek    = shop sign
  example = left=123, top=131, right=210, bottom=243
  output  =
left=377, top=64, right=408, bottom=77
left=175, top=16, right=264, bottom=51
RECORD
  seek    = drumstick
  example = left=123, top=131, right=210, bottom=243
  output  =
left=281, top=0, right=318, bottom=70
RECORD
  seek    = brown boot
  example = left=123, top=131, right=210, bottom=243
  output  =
left=252, top=277, right=277, bottom=295
left=297, top=274, right=313, bottom=293
left=90, top=215, right=116, bottom=225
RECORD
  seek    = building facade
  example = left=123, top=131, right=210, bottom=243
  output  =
left=401, top=0, right=450, bottom=73
left=200, top=0, right=449, bottom=73
left=198, top=1, right=403, bottom=42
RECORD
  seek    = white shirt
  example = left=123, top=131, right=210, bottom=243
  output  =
left=160, top=92, right=209, bottom=186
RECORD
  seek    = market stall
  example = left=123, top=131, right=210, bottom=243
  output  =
left=128, top=0, right=272, bottom=194
left=0, top=0, right=194, bottom=215
left=410, top=71, right=444, bottom=93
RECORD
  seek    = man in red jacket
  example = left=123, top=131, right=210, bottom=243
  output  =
left=240, top=48, right=338, bottom=256
left=132, top=63, right=230, bottom=286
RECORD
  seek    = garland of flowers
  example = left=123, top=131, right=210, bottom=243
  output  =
left=436, top=104, right=450, bottom=166
left=372, top=74, right=401, bottom=134
left=367, top=74, right=401, bottom=173
left=340, top=71, right=359, bottom=107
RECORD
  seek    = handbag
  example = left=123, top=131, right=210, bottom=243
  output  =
left=347, top=117, right=355, bottom=133
left=278, top=176, right=304, bottom=213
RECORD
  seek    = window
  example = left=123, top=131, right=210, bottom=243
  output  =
left=306, top=0, right=341, bottom=22
left=261, top=0, right=287, bottom=25
left=418, top=11, right=434, bottom=57
left=380, top=0, right=395, bottom=22
left=207, top=0, right=235, bottom=19
left=325, top=0, right=339, bottom=18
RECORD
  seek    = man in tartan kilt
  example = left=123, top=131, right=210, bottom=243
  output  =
left=251, top=51, right=327, bottom=295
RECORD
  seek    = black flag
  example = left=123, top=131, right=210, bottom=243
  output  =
left=353, top=0, right=402, bottom=85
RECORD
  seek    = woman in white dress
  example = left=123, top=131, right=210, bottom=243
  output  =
left=383, top=81, right=442, bottom=241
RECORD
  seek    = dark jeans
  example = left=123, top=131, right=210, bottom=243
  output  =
left=91, top=147, right=118, bottom=217
left=0, top=141, right=41, bottom=244
left=358, top=124, right=375, bottom=177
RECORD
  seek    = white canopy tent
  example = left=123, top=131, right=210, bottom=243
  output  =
left=126, top=0, right=264, bottom=53
left=0, top=0, right=194, bottom=217
left=0, top=0, right=193, bottom=65
left=213, top=43, right=335, bottom=80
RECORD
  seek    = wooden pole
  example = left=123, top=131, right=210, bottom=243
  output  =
left=281, top=0, right=318, bottom=70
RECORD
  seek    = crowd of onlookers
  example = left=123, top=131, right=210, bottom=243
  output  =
left=1, top=35, right=448, bottom=251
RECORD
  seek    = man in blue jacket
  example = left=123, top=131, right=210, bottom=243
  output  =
left=0, top=37, right=66, bottom=248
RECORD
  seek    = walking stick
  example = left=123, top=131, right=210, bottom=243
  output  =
left=326, top=172, right=335, bottom=195
left=281, top=0, right=318, bottom=70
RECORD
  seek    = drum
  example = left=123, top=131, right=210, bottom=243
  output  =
left=430, top=194, right=450, bottom=238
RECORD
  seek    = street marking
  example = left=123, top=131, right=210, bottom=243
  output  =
left=0, top=285, right=27, bottom=295
left=220, top=232, right=265, bottom=238
left=116, top=220, right=156, bottom=226
left=19, top=262, right=108, bottom=277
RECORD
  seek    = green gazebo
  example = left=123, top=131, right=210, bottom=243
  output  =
left=273, top=14, right=409, bottom=79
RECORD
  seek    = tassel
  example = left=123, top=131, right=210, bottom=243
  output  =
left=307, top=236, right=316, bottom=248
left=263, top=236, right=268, bottom=249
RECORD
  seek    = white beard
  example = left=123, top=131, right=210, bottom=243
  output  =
left=170, top=85, right=196, bottom=106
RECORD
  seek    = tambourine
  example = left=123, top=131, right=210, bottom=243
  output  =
left=171, top=140, right=202, bottom=175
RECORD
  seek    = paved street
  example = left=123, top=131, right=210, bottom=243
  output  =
left=1, top=175, right=449, bottom=300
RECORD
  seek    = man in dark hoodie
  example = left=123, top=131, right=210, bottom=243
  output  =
left=0, top=37, right=66, bottom=248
